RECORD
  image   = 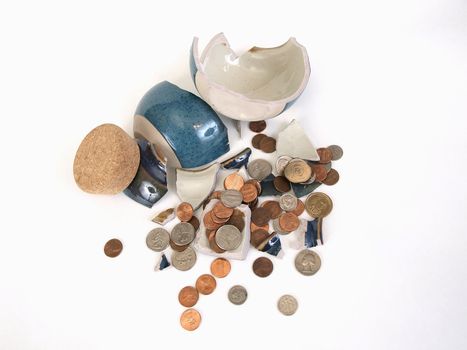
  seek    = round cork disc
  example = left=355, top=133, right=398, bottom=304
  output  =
left=73, top=124, right=140, bottom=194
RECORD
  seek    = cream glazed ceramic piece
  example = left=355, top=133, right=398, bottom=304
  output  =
left=276, top=119, right=320, bottom=161
left=190, top=33, right=311, bottom=121
left=176, top=163, right=220, bottom=209
left=193, top=201, right=251, bottom=260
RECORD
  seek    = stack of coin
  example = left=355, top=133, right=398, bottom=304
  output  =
left=251, top=133, right=277, bottom=153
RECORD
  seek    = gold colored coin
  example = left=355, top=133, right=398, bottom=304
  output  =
left=284, top=160, right=312, bottom=183
left=305, top=192, right=333, bottom=218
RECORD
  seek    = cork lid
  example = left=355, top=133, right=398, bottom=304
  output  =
left=73, top=123, right=140, bottom=194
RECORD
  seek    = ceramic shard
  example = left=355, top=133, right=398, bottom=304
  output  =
left=276, top=119, right=319, bottom=161
left=154, top=253, right=171, bottom=271
left=151, top=208, right=175, bottom=225
left=220, top=147, right=252, bottom=170
left=291, top=181, right=321, bottom=198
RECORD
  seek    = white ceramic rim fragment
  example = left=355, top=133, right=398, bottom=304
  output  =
left=192, top=33, right=311, bottom=121
left=276, top=119, right=320, bottom=161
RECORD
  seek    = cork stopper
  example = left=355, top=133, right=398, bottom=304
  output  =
left=73, top=123, right=140, bottom=194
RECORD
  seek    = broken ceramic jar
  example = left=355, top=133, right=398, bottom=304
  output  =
left=190, top=33, right=311, bottom=121
left=134, top=81, right=230, bottom=169
left=276, top=119, right=319, bottom=161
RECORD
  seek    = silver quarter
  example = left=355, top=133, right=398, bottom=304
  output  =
left=275, top=155, right=292, bottom=175
left=327, top=145, right=343, bottom=160
left=277, top=295, right=298, bottom=315
left=272, top=218, right=289, bottom=235
left=171, top=222, right=195, bottom=246
left=215, top=225, right=242, bottom=251
left=295, top=249, right=321, bottom=276
left=228, top=285, right=248, bottom=305
left=171, top=246, right=197, bottom=271
left=220, top=189, right=243, bottom=208
left=247, top=159, right=272, bottom=181
left=146, top=228, right=170, bottom=252
left=279, top=193, right=298, bottom=211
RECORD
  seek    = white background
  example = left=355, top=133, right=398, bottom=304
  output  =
left=1, top=0, right=466, bottom=349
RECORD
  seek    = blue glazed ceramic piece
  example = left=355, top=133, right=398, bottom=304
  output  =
left=259, top=175, right=282, bottom=197
left=134, top=81, right=229, bottom=169
left=305, top=220, right=318, bottom=248
left=220, top=147, right=252, bottom=170
left=261, top=235, right=282, bottom=257
left=291, top=181, right=321, bottom=198
left=123, top=139, right=168, bottom=208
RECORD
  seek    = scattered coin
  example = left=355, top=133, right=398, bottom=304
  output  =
left=273, top=176, right=291, bottom=193
left=277, top=295, right=298, bottom=316
left=208, top=230, right=226, bottom=253
left=245, top=179, right=262, bottom=195
left=317, top=148, right=333, bottom=163
left=211, top=210, right=230, bottom=224
left=203, top=210, right=222, bottom=230
left=224, top=172, right=245, bottom=190
left=250, top=221, right=269, bottom=232
left=251, top=207, right=271, bottom=227
left=272, top=218, right=289, bottom=235
left=291, top=199, right=305, bottom=216
left=228, top=285, right=248, bottom=305
left=213, top=202, right=234, bottom=219
left=247, top=159, right=272, bottom=181
left=240, top=183, right=258, bottom=203
left=305, top=192, right=333, bottom=218
left=249, top=120, right=267, bottom=133
left=279, top=212, right=300, bottom=232
left=226, top=209, right=246, bottom=232
left=251, top=134, right=267, bottom=149
left=262, top=200, right=282, bottom=219
left=327, top=145, right=343, bottom=160
left=195, top=274, right=217, bottom=295
left=220, top=189, right=243, bottom=208
left=210, top=258, right=231, bottom=278
left=259, top=136, right=276, bottom=153
left=250, top=229, right=271, bottom=248
left=295, top=249, right=321, bottom=276
left=169, top=239, right=190, bottom=252
left=215, top=225, right=242, bottom=250
left=180, top=308, right=201, bottom=331
left=178, top=286, right=199, bottom=307
left=188, top=216, right=200, bottom=232
left=279, top=193, right=298, bottom=211
left=322, top=168, right=340, bottom=186
left=176, top=202, right=194, bottom=222
left=284, top=159, right=312, bottom=183
left=104, top=238, right=123, bottom=258
left=252, top=256, right=273, bottom=277
left=171, top=222, right=195, bottom=246
left=311, top=164, right=328, bottom=182
left=275, top=155, right=292, bottom=175
left=248, top=197, right=259, bottom=210
left=172, top=246, right=197, bottom=271
left=146, top=228, right=170, bottom=252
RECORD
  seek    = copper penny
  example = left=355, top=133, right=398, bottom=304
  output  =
left=224, top=172, right=244, bottom=190
left=240, top=183, right=258, bottom=203
left=208, top=230, right=226, bottom=253
left=278, top=212, right=300, bottom=232
left=178, top=286, right=199, bottom=307
left=250, top=229, right=270, bottom=248
left=213, top=202, right=234, bottom=219
left=249, top=120, right=267, bottom=133
left=259, top=136, right=276, bottom=153
left=261, top=200, right=282, bottom=219
left=291, top=199, right=305, bottom=216
left=311, top=164, right=328, bottom=182
left=273, top=176, right=291, bottom=193
left=203, top=211, right=222, bottom=230
left=317, top=148, right=333, bottom=163
left=180, top=308, right=201, bottom=331
left=195, top=274, right=217, bottom=295
left=250, top=221, right=269, bottom=232
left=248, top=198, right=259, bottom=210
left=226, top=209, right=245, bottom=232
left=169, top=239, right=190, bottom=252
left=251, top=207, right=271, bottom=227
left=251, top=134, right=267, bottom=149
left=188, top=216, right=200, bottom=232
left=245, top=179, right=262, bottom=195
left=210, top=258, right=231, bottom=278
left=322, top=168, right=340, bottom=186
left=211, top=210, right=230, bottom=224
left=252, top=256, right=273, bottom=277
left=176, top=202, right=194, bottom=222
left=104, top=238, right=123, bottom=258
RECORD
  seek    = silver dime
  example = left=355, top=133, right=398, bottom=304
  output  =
left=220, top=189, right=243, bottom=208
left=295, top=249, right=321, bottom=276
left=327, top=145, right=343, bottom=160
left=215, top=224, right=242, bottom=251
left=277, top=295, right=298, bottom=315
left=279, top=193, right=298, bottom=211
left=247, top=159, right=272, bottom=181
left=171, top=222, right=195, bottom=246
left=146, top=228, right=170, bottom=252
left=228, top=285, right=248, bottom=305
left=171, top=246, right=197, bottom=271
left=275, top=155, right=292, bottom=175
left=272, top=218, right=289, bottom=235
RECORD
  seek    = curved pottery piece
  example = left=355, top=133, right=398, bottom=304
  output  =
left=276, top=119, right=319, bottom=161
left=190, top=33, right=311, bottom=121
left=123, top=139, right=168, bottom=208
left=134, top=81, right=229, bottom=169
left=176, top=162, right=220, bottom=209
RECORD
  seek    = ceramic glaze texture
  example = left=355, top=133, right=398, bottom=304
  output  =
left=134, top=81, right=229, bottom=169
left=190, top=33, right=311, bottom=121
